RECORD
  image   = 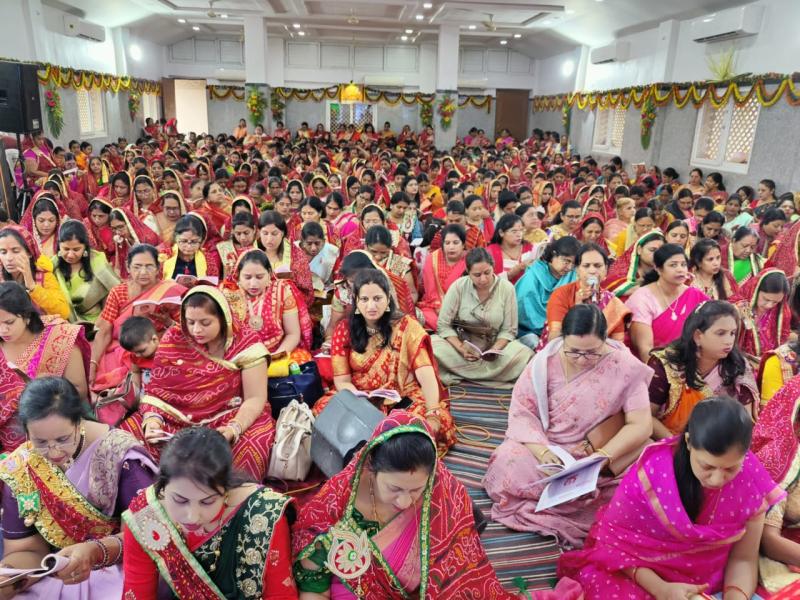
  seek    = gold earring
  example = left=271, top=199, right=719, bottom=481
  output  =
left=385, top=306, right=390, bottom=313
left=354, top=307, right=360, bottom=314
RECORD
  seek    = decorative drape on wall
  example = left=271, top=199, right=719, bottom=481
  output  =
left=531, top=73, right=800, bottom=112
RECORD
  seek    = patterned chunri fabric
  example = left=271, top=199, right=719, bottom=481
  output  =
left=444, top=384, right=561, bottom=592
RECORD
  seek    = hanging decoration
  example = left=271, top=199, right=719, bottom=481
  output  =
left=340, top=82, right=364, bottom=103
left=276, top=86, right=340, bottom=102
left=437, top=95, right=456, bottom=130
left=44, top=84, right=64, bottom=139
left=640, top=96, right=656, bottom=149
left=457, top=95, right=492, bottom=112
left=531, top=73, right=800, bottom=112
left=561, top=103, right=571, bottom=135
left=246, top=86, right=267, bottom=127
left=36, top=63, right=161, bottom=95
left=363, top=88, right=436, bottom=107
left=270, top=93, right=285, bottom=122
left=128, top=92, right=141, bottom=121
left=208, top=85, right=245, bottom=101
left=420, top=101, right=433, bottom=127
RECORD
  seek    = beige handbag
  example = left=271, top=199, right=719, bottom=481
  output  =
left=267, top=400, right=314, bottom=481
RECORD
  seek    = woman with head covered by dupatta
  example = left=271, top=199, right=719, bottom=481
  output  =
left=293, top=411, right=582, bottom=599
left=121, top=286, right=275, bottom=481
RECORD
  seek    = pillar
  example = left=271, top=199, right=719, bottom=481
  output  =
left=243, top=17, right=272, bottom=131
left=434, top=24, right=459, bottom=149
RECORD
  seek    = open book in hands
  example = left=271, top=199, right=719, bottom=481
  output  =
left=0, top=554, right=70, bottom=587
left=175, top=274, right=219, bottom=288
left=534, top=445, right=606, bottom=512
left=353, top=389, right=402, bottom=407
left=132, top=295, right=182, bottom=316
left=463, top=340, right=503, bottom=361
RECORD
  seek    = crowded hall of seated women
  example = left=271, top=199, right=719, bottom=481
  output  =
left=3, top=0, right=800, bottom=597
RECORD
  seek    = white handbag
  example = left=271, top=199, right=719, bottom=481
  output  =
left=267, top=400, right=315, bottom=481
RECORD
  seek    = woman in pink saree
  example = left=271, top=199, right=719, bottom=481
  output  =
left=484, top=305, right=653, bottom=547
left=559, top=397, right=783, bottom=600
left=417, top=224, right=467, bottom=331
left=626, top=243, right=708, bottom=362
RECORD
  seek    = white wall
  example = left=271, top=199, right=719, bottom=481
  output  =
left=533, top=48, right=581, bottom=95
left=174, top=79, right=209, bottom=134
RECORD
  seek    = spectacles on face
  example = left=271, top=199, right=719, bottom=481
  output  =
left=130, top=264, right=158, bottom=273
left=562, top=345, right=604, bottom=360
left=30, top=426, right=79, bottom=455
left=177, top=238, right=202, bottom=247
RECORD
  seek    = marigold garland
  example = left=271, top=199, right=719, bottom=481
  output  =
left=640, top=96, right=656, bottom=149
left=420, top=101, right=433, bottom=127
left=437, top=95, right=456, bottom=130
left=37, top=63, right=160, bottom=95
left=208, top=86, right=245, bottom=101
left=531, top=73, right=800, bottom=113
left=44, top=85, right=64, bottom=138
left=270, top=93, right=285, bottom=122
left=561, top=103, right=571, bottom=135
left=246, top=87, right=267, bottom=127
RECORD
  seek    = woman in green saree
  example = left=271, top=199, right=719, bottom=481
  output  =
left=122, top=427, right=296, bottom=599
left=53, top=220, right=120, bottom=324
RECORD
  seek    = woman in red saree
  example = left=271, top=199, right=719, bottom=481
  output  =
left=0, top=282, right=90, bottom=451
left=84, top=198, right=114, bottom=257
left=122, top=428, right=295, bottom=600
left=20, top=192, right=65, bottom=258
left=559, top=397, right=783, bottom=600
left=221, top=248, right=313, bottom=364
left=364, top=226, right=418, bottom=313
left=418, top=224, right=467, bottom=331
left=486, top=214, right=534, bottom=285
left=89, top=244, right=185, bottom=395
left=121, top=286, right=275, bottom=480
left=312, top=269, right=455, bottom=454
left=293, top=411, right=539, bottom=599
left=107, top=207, right=161, bottom=279
left=731, top=268, right=791, bottom=363
left=258, top=211, right=315, bottom=305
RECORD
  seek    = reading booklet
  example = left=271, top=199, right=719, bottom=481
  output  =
left=534, top=447, right=605, bottom=512
left=354, top=389, right=402, bottom=406
left=175, top=275, right=219, bottom=288
left=463, top=340, right=503, bottom=359
left=0, top=554, right=70, bottom=587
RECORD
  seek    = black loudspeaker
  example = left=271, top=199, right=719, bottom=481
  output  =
left=0, top=138, right=14, bottom=220
left=0, top=62, right=42, bottom=134
left=310, top=390, right=385, bottom=477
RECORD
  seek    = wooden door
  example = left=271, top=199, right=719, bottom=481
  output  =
left=494, top=89, right=529, bottom=141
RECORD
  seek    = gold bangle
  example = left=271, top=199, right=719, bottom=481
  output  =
left=596, top=448, right=614, bottom=461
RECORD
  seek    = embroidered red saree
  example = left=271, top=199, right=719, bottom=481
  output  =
left=417, top=249, right=466, bottom=331
left=292, top=412, right=516, bottom=599
left=731, top=269, right=791, bottom=359
left=121, top=287, right=275, bottom=480
left=314, top=315, right=455, bottom=454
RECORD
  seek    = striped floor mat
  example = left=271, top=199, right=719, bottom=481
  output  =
left=444, top=384, right=561, bottom=593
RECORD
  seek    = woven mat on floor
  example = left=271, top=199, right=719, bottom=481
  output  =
left=444, top=384, right=561, bottom=592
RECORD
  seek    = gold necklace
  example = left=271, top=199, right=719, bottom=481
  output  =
left=369, top=474, right=384, bottom=528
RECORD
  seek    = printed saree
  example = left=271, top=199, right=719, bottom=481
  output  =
left=292, top=412, right=517, bottom=599
left=558, top=438, right=784, bottom=599
left=731, top=268, right=791, bottom=360
left=0, top=318, right=90, bottom=452
left=109, top=207, right=161, bottom=279
left=315, top=315, right=455, bottom=454
left=121, top=286, right=275, bottom=480
left=752, top=375, right=800, bottom=594
left=602, top=230, right=665, bottom=298
left=123, top=485, right=294, bottom=600
left=515, top=259, right=577, bottom=337
left=53, top=249, right=121, bottom=323
left=765, top=218, right=800, bottom=276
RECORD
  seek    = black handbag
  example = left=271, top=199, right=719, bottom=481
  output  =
left=267, top=361, right=324, bottom=419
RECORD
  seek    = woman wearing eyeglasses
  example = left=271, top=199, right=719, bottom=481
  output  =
left=0, top=376, right=156, bottom=596
left=161, top=213, right=221, bottom=287
left=89, top=244, right=185, bottom=395
left=484, top=304, right=653, bottom=547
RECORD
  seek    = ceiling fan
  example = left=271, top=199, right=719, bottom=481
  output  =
left=347, top=9, right=359, bottom=25
left=481, top=13, right=497, bottom=31
left=206, top=0, right=219, bottom=18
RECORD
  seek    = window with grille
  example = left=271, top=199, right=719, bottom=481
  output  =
left=142, top=94, right=160, bottom=123
left=76, top=88, right=107, bottom=138
left=691, top=93, right=760, bottom=175
left=326, top=101, right=377, bottom=131
left=592, top=105, right=626, bottom=153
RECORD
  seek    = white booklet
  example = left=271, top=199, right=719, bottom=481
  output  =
left=354, top=389, right=402, bottom=406
left=534, top=446, right=605, bottom=512
left=0, top=554, right=70, bottom=587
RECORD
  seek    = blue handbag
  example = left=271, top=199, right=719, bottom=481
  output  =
left=267, top=361, right=324, bottom=419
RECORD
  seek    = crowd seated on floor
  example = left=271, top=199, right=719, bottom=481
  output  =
left=3, top=117, right=800, bottom=598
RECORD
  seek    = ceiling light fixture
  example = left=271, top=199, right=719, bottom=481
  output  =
left=401, top=35, right=408, bottom=41
left=192, top=25, right=200, bottom=31
left=468, top=24, right=476, bottom=30
left=405, top=28, right=413, bottom=33
left=513, top=33, right=521, bottom=38
left=415, top=14, right=424, bottom=20
left=178, top=18, right=186, bottom=23
left=220, top=13, right=228, bottom=19
left=293, top=23, right=301, bottom=28
left=500, top=40, right=508, bottom=45
left=423, top=2, right=433, bottom=8
left=298, top=31, right=306, bottom=36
